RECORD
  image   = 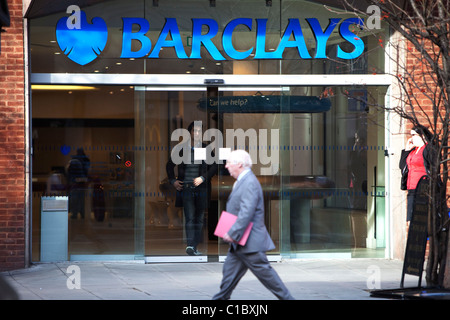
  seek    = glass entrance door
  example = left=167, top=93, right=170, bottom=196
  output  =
left=137, top=86, right=214, bottom=262
left=213, top=86, right=284, bottom=260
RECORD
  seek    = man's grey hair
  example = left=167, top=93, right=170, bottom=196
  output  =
left=227, top=149, right=253, bottom=169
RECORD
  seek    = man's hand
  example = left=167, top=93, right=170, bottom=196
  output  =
left=173, top=180, right=183, bottom=191
left=223, top=232, right=234, bottom=243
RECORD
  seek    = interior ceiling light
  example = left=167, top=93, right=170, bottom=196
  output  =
left=31, top=85, right=99, bottom=91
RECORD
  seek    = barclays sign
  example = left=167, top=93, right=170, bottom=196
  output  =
left=56, top=5, right=365, bottom=66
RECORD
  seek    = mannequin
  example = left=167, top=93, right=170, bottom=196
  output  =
left=399, top=125, right=432, bottom=223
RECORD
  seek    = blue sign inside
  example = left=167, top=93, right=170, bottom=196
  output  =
left=56, top=9, right=365, bottom=65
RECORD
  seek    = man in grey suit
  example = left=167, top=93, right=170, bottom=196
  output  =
left=213, top=150, right=294, bottom=300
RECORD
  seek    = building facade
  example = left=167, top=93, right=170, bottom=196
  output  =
left=0, top=0, right=27, bottom=271
left=1, top=0, right=412, bottom=271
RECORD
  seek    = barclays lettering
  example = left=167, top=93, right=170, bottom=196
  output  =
left=57, top=8, right=365, bottom=65
left=120, top=17, right=365, bottom=60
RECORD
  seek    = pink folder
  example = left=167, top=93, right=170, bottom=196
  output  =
left=214, top=211, right=253, bottom=246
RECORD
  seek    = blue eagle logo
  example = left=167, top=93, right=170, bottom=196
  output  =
left=56, top=11, right=108, bottom=66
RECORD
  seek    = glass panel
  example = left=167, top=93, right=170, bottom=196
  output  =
left=280, top=1, right=387, bottom=75
left=31, top=83, right=387, bottom=261
left=29, top=1, right=147, bottom=74
left=29, top=0, right=387, bottom=75
left=140, top=87, right=216, bottom=259
left=209, top=85, right=387, bottom=259
left=143, top=0, right=281, bottom=75
left=279, top=85, right=387, bottom=258
left=29, top=0, right=281, bottom=74
left=215, top=87, right=283, bottom=257
left=31, top=85, right=139, bottom=260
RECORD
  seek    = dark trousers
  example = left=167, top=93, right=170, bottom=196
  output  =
left=213, top=246, right=294, bottom=300
left=69, top=187, right=85, bottom=219
left=407, top=189, right=416, bottom=222
left=182, top=185, right=207, bottom=248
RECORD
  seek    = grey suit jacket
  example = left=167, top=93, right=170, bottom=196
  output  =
left=226, top=170, right=275, bottom=253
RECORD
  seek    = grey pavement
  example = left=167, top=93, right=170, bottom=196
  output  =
left=0, top=258, right=421, bottom=300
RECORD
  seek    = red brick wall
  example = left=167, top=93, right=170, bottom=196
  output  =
left=403, top=41, right=435, bottom=128
left=406, top=40, right=450, bottom=203
left=0, top=0, right=26, bottom=271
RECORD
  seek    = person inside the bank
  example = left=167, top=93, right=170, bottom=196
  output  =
left=399, top=124, right=433, bottom=223
left=166, top=121, right=217, bottom=256
left=67, top=148, right=90, bottom=219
